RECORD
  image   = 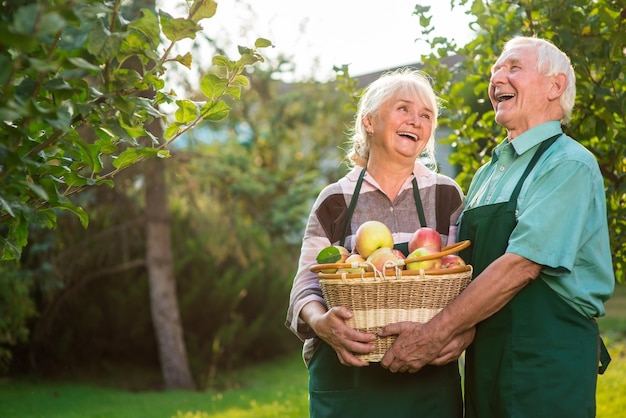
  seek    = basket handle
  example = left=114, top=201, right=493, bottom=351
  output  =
left=309, top=240, right=471, bottom=273
left=403, top=239, right=471, bottom=264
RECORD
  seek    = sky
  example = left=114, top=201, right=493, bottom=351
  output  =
left=160, top=0, right=476, bottom=81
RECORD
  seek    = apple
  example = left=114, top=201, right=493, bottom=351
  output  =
left=366, top=247, right=401, bottom=272
left=408, top=227, right=442, bottom=253
left=406, top=247, right=442, bottom=270
left=354, top=220, right=394, bottom=258
left=316, top=245, right=350, bottom=273
left=337, top=253, right=367, bottom=273
left=441, top=254, right=466, bottom=269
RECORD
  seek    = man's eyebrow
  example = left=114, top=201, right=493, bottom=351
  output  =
left=492, top=56, right=521, bottom=72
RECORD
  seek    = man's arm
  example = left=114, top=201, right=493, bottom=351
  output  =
left=380, top=252, right=543, bottom=373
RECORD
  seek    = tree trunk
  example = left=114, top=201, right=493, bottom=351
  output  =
left=144, top=120, right=196, bottom=390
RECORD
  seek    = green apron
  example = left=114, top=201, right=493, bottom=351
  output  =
left=309, top=168, right=463, bottom=418
left=458, top=135, right=610, bottom=418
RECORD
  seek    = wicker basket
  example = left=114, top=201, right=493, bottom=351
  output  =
left=310, top=240, right=472, bottom=362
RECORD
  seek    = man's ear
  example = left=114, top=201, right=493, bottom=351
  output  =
left=548, top=73, right=567, bottom=101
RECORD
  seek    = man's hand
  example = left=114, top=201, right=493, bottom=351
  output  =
left=308, top=305, right=377, bottom=367
left=379, top=321, right=445, bottom=373
left=430, top=327, right=475, bottom=366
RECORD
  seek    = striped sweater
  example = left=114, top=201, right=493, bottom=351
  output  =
left=285, top=161, right=465, bottom=364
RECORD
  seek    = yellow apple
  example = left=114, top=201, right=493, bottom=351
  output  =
left=354, top=220, right=394, bottom=258
left=337, top=253, right=367, bottom=273
left=406, top=247, right=442, bottom=270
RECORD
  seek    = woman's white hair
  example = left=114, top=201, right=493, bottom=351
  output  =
left=346, top=68, right=440, bottom=167
left=502, top=36, right=576, bottom=124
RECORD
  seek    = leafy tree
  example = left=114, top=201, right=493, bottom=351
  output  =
left=414, top=0, right=625, bottom=281
left=0, top=0, right=270, bottom=388
left=0, top=0, right=270, bottom=261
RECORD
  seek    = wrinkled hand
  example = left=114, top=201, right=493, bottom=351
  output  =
left=430, top=327, right=475, bottom=366
left=379, top=321, right=444, bottom=373
left=310, top=306, right=377, bottom=367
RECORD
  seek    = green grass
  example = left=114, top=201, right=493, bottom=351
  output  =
left=0, top=353, right=309, bottom=418
left=1, top=284, right=624, bottom=418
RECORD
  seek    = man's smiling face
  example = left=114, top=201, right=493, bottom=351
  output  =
left=489, top=46, right=557, bottom=139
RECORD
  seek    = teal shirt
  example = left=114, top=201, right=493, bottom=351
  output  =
left=464, top=121, right=614, bottom=318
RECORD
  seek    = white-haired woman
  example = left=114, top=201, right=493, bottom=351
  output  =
left=285, top=68, right=473, bottom=418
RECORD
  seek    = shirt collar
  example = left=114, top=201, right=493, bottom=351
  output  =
left=492, top=121, right=563, bottom=162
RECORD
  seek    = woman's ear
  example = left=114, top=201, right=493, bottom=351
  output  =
left=363, top=115, right=373, bottom=134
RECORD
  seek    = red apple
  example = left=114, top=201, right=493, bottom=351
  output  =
left=406, top=247, right=442, bottom=270
left=354, top=220, right=394, bottom=258
left=337, top=253, right=367, bottom=273
left=441, top=254, right=466, bottom=268
left=366, top=247, right=401, bottom=272
left=408, top=227, right=442, bottom=253
left=392, top=249, right=407, bottom=269
left=392, top=249, right=406, bottom=260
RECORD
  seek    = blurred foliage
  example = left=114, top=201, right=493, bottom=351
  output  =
left=414, top=0, right=625, bottom=282
left=6, top=43, right=355, bottom=382
left=0, top=0, right=268, bottom=378
left=0, top=0, right=269, bottom=261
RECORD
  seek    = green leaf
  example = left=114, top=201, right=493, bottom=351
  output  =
left=164, top=122, right=182, bottom=140
left=254, top=38, right=273, bottom=48
left=54, top=201, right=89, bottom=229
left=87, top=20, right=126, bottom=60
left=112, top=148, right=142, bottom=170
left=175, top=99, right=198, bottom=124
left=23, top=181, right=49, bottom=201
left=212, top=55, right=232, bottom=68
left=316, top=246, right=344, bottom=264
left=200, top=73, right=228, bottom=100
left=233, top=74, right=249, bottom=86
left=159, top=12, right=202, bottom=42
left=37, top=11, right=66, bottom=39
left=62, top=172, right=97, bottom=188
left=112, top=147, right=165, bottom=170
left=10, top=4, right=38, bottom=36
left=225, top=85, right=241, bottom=99
left=200, top=100, right=230, bottom=122
left=0, top=197, right=15, bottom=218
left=189, top=0, right=218, bottom=23
left=171, top=52, right=193, bottom=69
left=129, top=8, right=160, bottom=47
left=43, top=105, right=72, bottom=132
left=2, top=216, right=28, bottom=261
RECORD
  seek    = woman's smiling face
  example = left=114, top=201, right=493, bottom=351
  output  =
left=366, top=93, right=434, bottom=163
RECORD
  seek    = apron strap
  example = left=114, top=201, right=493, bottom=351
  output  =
left=598, top=335, right=611, bottom=374
left=508, top=133, right=561, bottom=204
left=339, top=168, right=426, bottom=247
left=340, top=168, right=367, bottom=247
left=412, top=177, right=427, bottom=228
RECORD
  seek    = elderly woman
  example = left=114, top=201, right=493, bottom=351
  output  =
left=285, top=68, right=473, bottom=418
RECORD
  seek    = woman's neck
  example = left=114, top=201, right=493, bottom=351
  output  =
left=366, top=158, right=415, bottom=201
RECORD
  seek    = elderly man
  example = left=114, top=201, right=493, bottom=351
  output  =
left=380, top=36, right=614, bottom=417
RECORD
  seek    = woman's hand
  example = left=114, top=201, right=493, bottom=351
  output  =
left=305, top=303, right=377, bottom=367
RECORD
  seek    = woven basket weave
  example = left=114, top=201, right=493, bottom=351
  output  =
left=311, top=241, right=472, bottom=362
